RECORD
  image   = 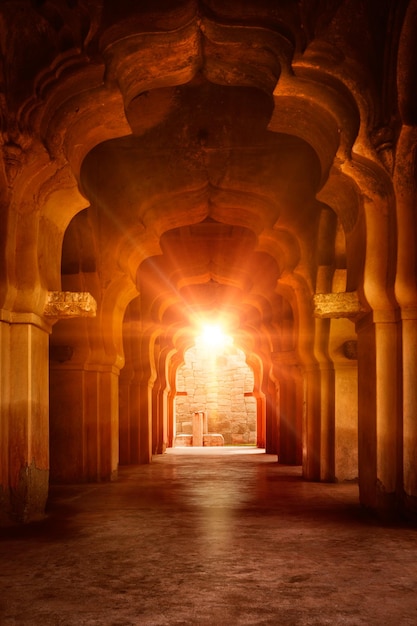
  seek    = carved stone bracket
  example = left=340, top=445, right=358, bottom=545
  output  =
left=44, top=291, right=97, bottom=318
left=313, top=291, right=365, bottom=319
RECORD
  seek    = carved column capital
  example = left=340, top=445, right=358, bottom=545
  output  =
left=313, top=291, right=366, bottom=319
left=44, top=291, right=97, bottom=318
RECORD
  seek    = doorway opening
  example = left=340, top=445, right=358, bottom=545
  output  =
left=174, top=326, right=257, bottom=447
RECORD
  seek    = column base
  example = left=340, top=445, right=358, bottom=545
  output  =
left=1, top=462, right=49, bottom=524
left=402, top=492, right=417, bottom=522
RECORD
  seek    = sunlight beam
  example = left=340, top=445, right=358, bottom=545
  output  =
left=197, top=323, right=233, bottom=351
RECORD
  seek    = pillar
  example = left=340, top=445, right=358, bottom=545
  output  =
left=139, top=380, right=153, bottom=463
left=339, top=158, right=399, bottom=515
left=50, top=360, right=120, bottom=482
left=332, top=336, right=358, bottom=482
left=273, top=353, right=302, bottom=465
left=120, top=367, right=152, bottom=464
left=84, top=365, right=120, bottom=481
left=356, top=312, right=401, bottom=513
left=255, top=393, right=265, bottom=448
left=314, top=314, right=336, bottom=482
left=313, top=292, right=361, bottom=484
left=303, top=365, right=321, bottom=480
left=119, top=359, right=134, bottom=465
left=402, top=313, right=417, bottom=515
left=131, top=331, right=153, bottom=464
left=48, top=290, right=122, bottom=483
left=277, top=370, right=293, bottom=464
left=394, top=125, right=417, bottom=518
left=151, top=340, right=169, bottom=456
left=192, top=411, right=204, bottom=446
left=0, top=314, right=50, bottom=523
left=119, top=311, right=152, bottom=465
left=265, top=379, right=278, bottom=455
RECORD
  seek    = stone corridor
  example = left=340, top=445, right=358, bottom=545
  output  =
left=2, top=0, right=417, bottom=526
left=1, top=448, right=417, bottom=626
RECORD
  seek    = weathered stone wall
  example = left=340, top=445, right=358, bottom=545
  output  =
left=176, top=346, right=257, bottom=445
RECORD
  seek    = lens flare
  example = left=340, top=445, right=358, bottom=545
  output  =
left=199, top=323, right=233, bottom=350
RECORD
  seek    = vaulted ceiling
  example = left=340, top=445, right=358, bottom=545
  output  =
left=2, top=0, right=407, bottom=354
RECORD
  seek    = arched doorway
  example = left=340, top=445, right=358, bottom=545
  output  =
left=174, top=332, right=257, bottom=447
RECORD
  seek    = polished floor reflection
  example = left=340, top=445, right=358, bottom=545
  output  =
left=1, top=448, right=417, bottom=625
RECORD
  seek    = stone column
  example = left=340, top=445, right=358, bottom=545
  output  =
left=139, top=380, right=153, bottom=463
left=402, top=313, right=417, bottom=514
left=277, top=371, right=290, bottom=463
left=356, top=312, right=401, bottom=512
left=293, top=365, right=304, bottom=465
left=119, top=313, right=135, bottom=465
left=119, top=316, right=152, bottom=465
left=0, top=319, right=11, bottom=522
left=192, top=411, right=204, bottom=446
left=374, top=317, right=401, bottom=503
left=119, top=359, right=134, bottom=465
left=48, top=292, right=125, bottom=484
left=203, top=411, right=208, bottom=434
left=394, top=126, right=417, bottom=517
left=151, top=384, right=161, bottom=454
left=313, top=291, right=364, bottom=484
left=84, top=365, right=120, bottom=481
left=0, top=312, right=50, bottom=523
left=151, top=339, right=169, bottom=456
left=331, top=333, right=358, bottom=482
left=166, top=356, right=178, bottom=449
left=302, top=365, right=321, bottom=480
left=134, top=332, right=153, bottom=464
left=125, top=373, right=142, bottom=463
left=254, top=393, right=266, bottom=448
left=122, top=369, right=152, bottom=464
left=50, top=359, right=121, bottom=483
left=159, top=346, right=170, bottom=454
left=319, top=362, right=335, bottom=482
left=339, top=159, right=399, bottom=515
left=314, top=315, right=335, bottom=482
left=150, top=339, right=161, bottom=455
left=282, top=368, right=303, bottom=465
left=278, top=364, right=304, bottom=466
left=265, top=379, right=278, bottom=455
left=272, top=351, right=302, bottom=465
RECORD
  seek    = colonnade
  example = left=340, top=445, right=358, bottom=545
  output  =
left=1, top=0, right=417, bottom=527
left=1, top=270, right=417, bottom=523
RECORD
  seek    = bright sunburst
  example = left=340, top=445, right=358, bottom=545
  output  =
left=198, top=323, right=233, bottom=350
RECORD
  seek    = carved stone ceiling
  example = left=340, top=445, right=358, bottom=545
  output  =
left=24, top=0, right=397, bottom=334
left=78, top=76, right=321, bottom=328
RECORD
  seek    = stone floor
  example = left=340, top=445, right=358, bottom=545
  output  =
left=1, top=447, right=417, bottom=626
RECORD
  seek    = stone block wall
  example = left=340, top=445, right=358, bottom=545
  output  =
left=175, top=346, right=257, bottom=445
